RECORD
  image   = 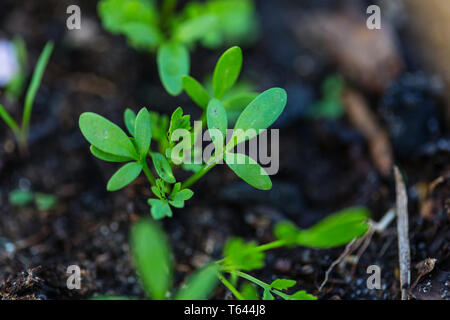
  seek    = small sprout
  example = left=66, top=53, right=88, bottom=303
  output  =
left=8, top=189, right=58, bottom=211
left=0, top=41, right=53, bottom=152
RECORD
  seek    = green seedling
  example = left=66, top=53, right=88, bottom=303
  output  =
left=308, top=74, right=345, bottom=120
left=9, top=189, right=58, bottom=211
left=92, top=218, right=220, bottom=300
left=79, top=47, right=287, bottom=220
left=4, top=36, right=28, bottom=100
left=0, top=42, right=53, bottom=153
left=94, top=207, right=369, bottom=300
left=216, top=206, right=370, bottom=300
left=98, top=0, right=258, bottom=95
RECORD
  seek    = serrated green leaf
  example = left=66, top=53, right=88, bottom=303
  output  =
left=34, top=193, right=58, bottom=211
left=270, top=279, right=296, bottom=291
left=289, top=290, right=317, bottom=300
left=79, top=112, right=138, bottom=159
left=169, top=188, right=194, bottom=208
left=151, top=152, right=175, bottom=183
left=224, top=153, right=272, bottom=190
left=297, top=207, right=370, bottom=248
left=175, top=264, right=219, bottom=300
left=134, top=108, right=151, bottom=159
left=207, top=98, right=227, bottom=153
left=90, top=145, right=133, bottom=163
left=182, top=75, right=210, bottom=108
left=228, top=88, right=287, bottom=149
left=168, top=107, right=191, bottom=140
left=124, top=108, right=136, bottom=136
left=148, top=198, right=172, bottom=219
left=130, top=218, right=173, bottom=299
left=213, top=46, right=242, bottom=99
left=157, top=42, right=189, bottom=96
left=223, top=237, right=265, bottom=271
left=106, top=162, right=142, bottom=191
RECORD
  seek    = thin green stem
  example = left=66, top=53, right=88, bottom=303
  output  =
left=161, top=0, right=177, bottom=30
left=141, top=159, right=156, bottom=187
left=254, top=240, right=286, bottom=252
left=218, top=273, right=245, bottom=300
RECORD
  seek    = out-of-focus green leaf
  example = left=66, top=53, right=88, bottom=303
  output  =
left=175, top=264, right=219, bottom=300
left=223, top=237, right=265, bottom=271
left=157, top=43, right=189, bottom=96
left=182, top=75, right=210, bottom=109
left=8, top=189, right=33, bottom=206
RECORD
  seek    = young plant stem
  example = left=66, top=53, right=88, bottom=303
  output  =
left=0, top=104, right=20, bottom=137
left=141, top=159, right=156, bottom=187
left=217, top=273, right=245, bottom=300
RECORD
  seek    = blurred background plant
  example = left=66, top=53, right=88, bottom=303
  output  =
left=98, top=0, right=259, bottom=95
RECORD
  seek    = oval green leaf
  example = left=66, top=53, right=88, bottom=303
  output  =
left=130, top=218, right=173, bottom=299
left=151, top=152, right=176, bottom=183
left=157, top=43, right=189, bottom=96
left=224, top=152, right=272, bottom=190
left=79, top=112, right=138, bottom=159
left=296, top=207, right=370, bottom=248
left=182, top=75, right=210, bottom=108
left=134, top=107, right=152, bottom=159
left=106, top=162, right=142, bottom=191
left=213, top=46, right=242, bottom=99
left=175, top=264, right=219, bottom=300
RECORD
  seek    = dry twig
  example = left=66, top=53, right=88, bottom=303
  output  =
left=394, top=166, right=411, bottom=300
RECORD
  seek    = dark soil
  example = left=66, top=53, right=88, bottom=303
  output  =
left=0, top=0, right=448, bottom=300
